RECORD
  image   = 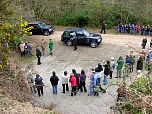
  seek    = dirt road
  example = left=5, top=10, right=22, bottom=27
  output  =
left=31, top=31, right=152, bottom=114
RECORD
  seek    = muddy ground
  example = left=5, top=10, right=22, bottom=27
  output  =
left=29, top=31, right=152, bottom=114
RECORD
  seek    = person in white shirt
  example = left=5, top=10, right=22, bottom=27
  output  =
left=62, top=71, right=69, bottom=93
left=19, top=41, right=25, bottom=57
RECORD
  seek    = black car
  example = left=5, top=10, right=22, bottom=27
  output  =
left=28, top=21, right=54, bottom=36
left=61, top=28, right=102, bottom=48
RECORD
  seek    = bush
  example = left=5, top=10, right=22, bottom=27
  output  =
left=57, top=10, right=90, bottom=27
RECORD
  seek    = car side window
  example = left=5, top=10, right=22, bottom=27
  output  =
left=62, top=31, right=70, bottom=37
left=34, top=24, right=40, bottom=29
left=77, top=31, right=85, bottom=37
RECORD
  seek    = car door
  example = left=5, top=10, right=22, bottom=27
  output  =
left=61, top=31, right=71, bottom=41
left=76, top=31, right=86, bottom=44
left=34, top=24, right=42, bottom=35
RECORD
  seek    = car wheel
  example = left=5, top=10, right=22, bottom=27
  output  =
left=66, top=40, right=72, bottom=46
left=44, top=31, right=49, bottom=36
left=90, top=42, right=97, bottom=48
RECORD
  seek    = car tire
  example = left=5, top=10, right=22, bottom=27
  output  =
left=44, top=31, right=49, bottom=36
left=66, top=40, right=72, bottom=46
left=90, top=42, right=97, bottom=48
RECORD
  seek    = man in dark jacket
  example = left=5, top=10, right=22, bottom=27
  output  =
left=50, top=71, right=59, bottom=94
left=36, top=45, right=42, bottom=65
left=70, top=32, right=77, bottom=51
left=136, top=56, right=143, bottom=71
left=34, top=74, right=44, bottom=97
left=100, top=21, right=106, bottom=34
left=142, top=37, right=147, bottom=49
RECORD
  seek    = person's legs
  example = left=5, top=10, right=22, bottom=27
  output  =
left=62, top=84, right=65, bottom=93
left=89, top=84, right=94, bottom=96
left=80, top=81, right=83, bottom=92
left=55, top=85, right=57, bottom=94
left=37, top=56, right=41, bottom=65
left=73, top=45, right=77, bottom=51
left=74, top=86, right=77, bottom=96
left=52, top=86, right=55, bottom=94
left=37, top=86, right=41, bottom=97
left=83, top=81, right=87, bottom=92
left=119, top=70, right=121, bottom=78
left=66, top=83, right=69, bottom=91
left=104, top=28, right=106, bottom=34
left=21, top=51, right=23, bottom=57
left=110, top=71, right=113, bottom=79
left=50, top=48, right=53, bottom=55
left=71, top=86, right=74, bottom=96
left=40, top=86, right=44, bottom=95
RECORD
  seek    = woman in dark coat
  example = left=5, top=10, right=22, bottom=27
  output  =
left=136, top=57, right=143, bottom=71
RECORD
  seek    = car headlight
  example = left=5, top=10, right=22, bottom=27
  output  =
left=98, top=39, right=101, bottom=42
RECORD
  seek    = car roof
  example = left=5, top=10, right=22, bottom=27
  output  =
left=64, top=28, right=85, bottom=32
left=28, top=21, right=42, bottom=24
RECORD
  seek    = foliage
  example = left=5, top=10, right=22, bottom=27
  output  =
left=0, top=0, right=32, bottom=71
left=17, top=0, right=152, bottom=29
left=57, top=10, right=90, bottom=27
left=115, top=76, right=152, bottom=114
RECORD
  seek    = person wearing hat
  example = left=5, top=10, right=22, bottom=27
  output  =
left=110, top=57, right=115, bottom=79
left=49, top=39, right=53, bottom=55
left=34, top=74, right=44, bottom=97
left=50, top=71, right=59, bottom=94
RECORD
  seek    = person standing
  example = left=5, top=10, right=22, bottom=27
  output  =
left=141, top=37, right=147, bottom=49
left=103, top=61, right=110, bottom=85
left=36, top=45, right=42, bottom=65
left=95, top=63, right=103, bottom=85
left=70, top=32, right=77, bottom=51
left=49, top=39, right=53, bottom=55
left=41, top=39, right=46, bottom=55
left=50, top=71, right=59, bottom=94
left=80, top=70, right=87, bottom=93
left=62, top=71, right=69, bottom=93
left=88, top=69, right=95, bottom=96
left=136, top=56, right=143, bottom=71
left=110, top=57, right=115, bottom=79
left=72, top=69, right=80, bottom=91
left=129, top=51, right=135, bottom=72
left=19, top=41, right=25, bottom=57
left=100, top=21, right=106, bottom=34
left=27, top=42, right=32, bottom=57
left=34, top=74, right=44, bottom=97
left=69, top=74, right=77, bottom=96
left=116, top=56, right=124, bottom=78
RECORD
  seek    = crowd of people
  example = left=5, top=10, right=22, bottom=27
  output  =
left=22, top=35, right=152, bottom=98
left=33, top=43, right=152, bottom=97
left=19, top=39, right=53, bottom=65
left=19, top=41, right=32, bottom=57
left=116, top=24, right=152, bottom=36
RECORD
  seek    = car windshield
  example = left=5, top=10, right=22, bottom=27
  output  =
left=83, top=30, right=90, bottom=37
left=38, top=22, right=46, bottom=27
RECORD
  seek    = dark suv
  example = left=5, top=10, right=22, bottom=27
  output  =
left=28, top=21, right=54, bottom=36
left=61, top=28, right=102, bottom=48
